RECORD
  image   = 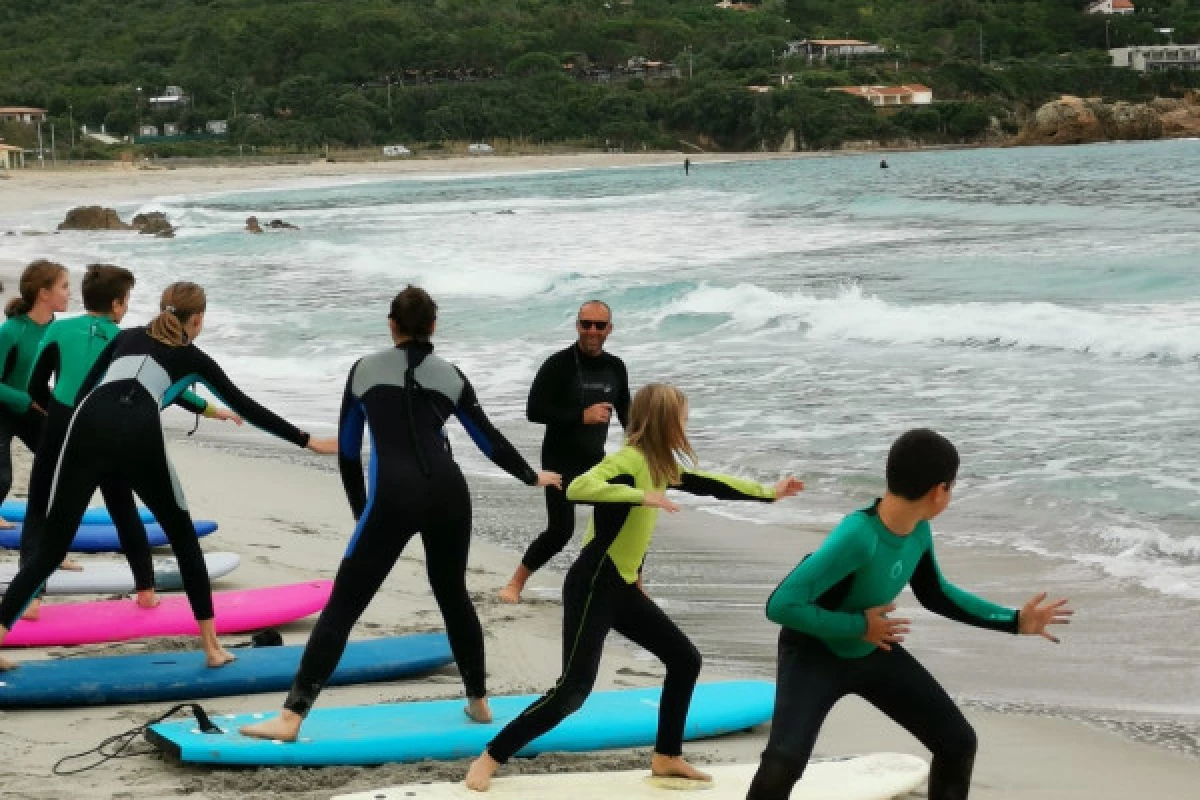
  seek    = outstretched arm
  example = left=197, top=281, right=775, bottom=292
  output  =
left=675, top=469, right=798, bottom=502
left=0, top=326, right=31, bottom=413
left=183, top=346, right=310, bottom=448
left=455, top=368, right=540, bottom=486
left=909, top=544, right=1020, bottom=634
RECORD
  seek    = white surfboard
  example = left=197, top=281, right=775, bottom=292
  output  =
left=0, top=552, right=240, bottom=595
left=332, top=753, right=929, bottom=800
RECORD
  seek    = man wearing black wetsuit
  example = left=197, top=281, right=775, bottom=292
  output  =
left=499, top=300, right=631, bottom=604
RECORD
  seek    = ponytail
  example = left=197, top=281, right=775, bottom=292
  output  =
left=6, top=259, right=67, bottom=319
left=148, top=282, right=206, bottom=347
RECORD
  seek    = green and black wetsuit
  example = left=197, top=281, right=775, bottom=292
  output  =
left=486, top=444, right=776, bottom=763
left=0, top=314, right=50, bottom=508
left=19, top=315, right=209, bottom=586
left=747, top=500, right=1018, bottom=800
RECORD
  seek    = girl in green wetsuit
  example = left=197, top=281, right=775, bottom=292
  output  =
left=0, top=260, right=69, bottom=529
left=466, top=383, right=805, bottom=792
left=747, top=429, right=1073, bottom=800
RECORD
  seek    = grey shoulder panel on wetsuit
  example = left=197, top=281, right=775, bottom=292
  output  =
left=94, top=354, right=173, bottom=405
left=350, top=348, right=464, bottom=404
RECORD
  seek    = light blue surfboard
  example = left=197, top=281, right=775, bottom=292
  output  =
left=145, top=680, right=774, bottom=767
left=0, top=633, right=452, bottom=708
left=0, top=519, right=218, bottom=553
left=1, top=499, right=156, bottom=525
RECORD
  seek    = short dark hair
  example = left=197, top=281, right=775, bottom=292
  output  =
left=82, top=264, right=136, bottom=313
left=389, top=285, right=437, bottom=340
left=885, top=429, right=959, bottom=501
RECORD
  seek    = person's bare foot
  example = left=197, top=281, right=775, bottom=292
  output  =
left=465, top=697, right=492, bottom=723
left=0, top=655, right=18, bottom=671
left=496, top=582, right=522, bottom=604
left=135, top=590, right=160, bottom=609
left=0, top=516, right=14, bottom=530
left=650, top=754, right=712, bottom=783
left=240, top=710, right=302, bottom=742
left=205, top=647, right=236, bottom=668
left=20, top=598, right=41, bottom=621
left=465, top=752, right=499, bottom=791
left=59, top=557, right=83, bottom=571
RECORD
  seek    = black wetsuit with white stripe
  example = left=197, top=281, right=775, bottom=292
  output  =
left=0, top=326, right=310, bottom=629
left=282, top=340, right=538, bottom=715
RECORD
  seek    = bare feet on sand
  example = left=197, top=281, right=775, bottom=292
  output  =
left=20, top=598, right=41, bottom=621
left=205, top=647, right=237, bottom=668
left=465, top=752, right=500, bottom=791
left=465, top=697, right=492, bottom=723
left=0, top=655, right=17, bottom=671
left=136, top=590, right=161, bottom=609
left=59, top=557, right=83, bottom=571
left=650, top=754, right=712, bottom=783
left=240, top=709, right=302, bottom=742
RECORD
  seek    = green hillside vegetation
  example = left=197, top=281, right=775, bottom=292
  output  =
left=2, top=0, right=1199, bottom=154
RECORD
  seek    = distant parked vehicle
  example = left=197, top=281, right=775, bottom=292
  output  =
left=467, top=143, right=494, bottom=154
left=382, top=144, right=412, bottom=157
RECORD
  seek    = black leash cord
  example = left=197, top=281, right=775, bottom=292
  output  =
left=52, top=702, right=221, bottom=776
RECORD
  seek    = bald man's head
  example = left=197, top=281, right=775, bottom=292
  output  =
left=576, top=300, right=613, bottom=356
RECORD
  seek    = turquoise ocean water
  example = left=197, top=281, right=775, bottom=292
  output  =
left=5, top=140, right=1200, bottom=743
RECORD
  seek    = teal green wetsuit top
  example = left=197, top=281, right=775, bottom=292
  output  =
left=30, top=315, right=208, bottom=413
left=0, top=315, right=51, bottom=414
left=568, top=445, right=777, bottom=583
left=766, top=500, right=1018, bottom=658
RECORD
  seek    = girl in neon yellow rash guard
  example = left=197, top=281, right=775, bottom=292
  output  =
left=466, top=382, right=805, bottom=792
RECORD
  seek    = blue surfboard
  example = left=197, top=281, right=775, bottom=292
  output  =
left=0, top=633, right=452, bottom=708
left=1, top=499, right=156, bottom=526
left=0, top=520, right=218, bottom=553
left=146, top=680, right=774, bottom=767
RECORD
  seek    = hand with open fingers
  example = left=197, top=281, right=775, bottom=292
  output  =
left=212, top=407, right=244, bottom=426
left=773, top=476, right=805, bottom=500
left=862, top=603, right=911, bottom=651
left=536, top=471, right=562, bottom=490
left=643, top=491, right=680, bottom=513
left=1017, top=592, right=1073, bottom=643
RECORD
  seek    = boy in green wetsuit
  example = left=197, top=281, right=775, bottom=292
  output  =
left=746, top=429, right=1072, bottom=800
left=19, top=265, right=240, bottom=619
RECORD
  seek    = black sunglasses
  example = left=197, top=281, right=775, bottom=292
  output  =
left=578, top=319, right=609, bottom=331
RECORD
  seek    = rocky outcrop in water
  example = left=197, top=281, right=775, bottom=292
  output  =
left=245, top=216, right=264, bottom=234
left=57, top=206, right=130, bottom=231
left=1016, top=94, right=1200, bottom=145
left=132, top=211, right=175, bottom=238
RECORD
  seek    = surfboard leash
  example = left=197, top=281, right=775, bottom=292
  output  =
left=52, top=702, right=222, bottom=775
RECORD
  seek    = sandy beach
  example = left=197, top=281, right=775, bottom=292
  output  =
left=1, top=154, right=1199, bottom=799
left=0, top=435, right=1197, bottom=799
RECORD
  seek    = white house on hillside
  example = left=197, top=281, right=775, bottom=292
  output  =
left=786, top=39, right=887, bottom=61
left=829, top=85, right=933, bottom=107
left=148, top=86, right=188, bottom=111
left=1110, top=44, right=1200, bottom=71
left=1087, top=0, right=1135, bottom=14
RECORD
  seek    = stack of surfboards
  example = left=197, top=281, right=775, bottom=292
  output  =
left=0, top=499, right=219, bottom=553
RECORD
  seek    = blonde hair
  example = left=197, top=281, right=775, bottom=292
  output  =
left=6, top=259, right=67, bottom=318
left=626, top=383, right=696, bottom=487
left=148, top=281, right=206, bottom=346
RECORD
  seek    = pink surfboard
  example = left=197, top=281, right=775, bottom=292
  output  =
left=3, top=581, right=332, bottom=647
